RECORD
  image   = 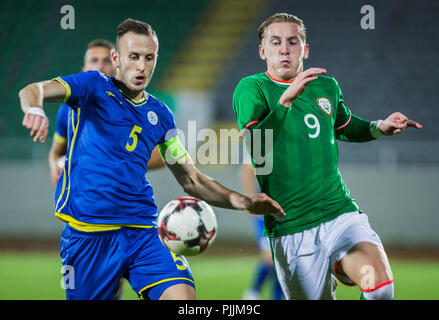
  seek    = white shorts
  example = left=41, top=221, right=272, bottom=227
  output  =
left=269, top=212, right=383, bottom=300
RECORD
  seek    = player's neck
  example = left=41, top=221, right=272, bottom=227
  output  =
left=113, top=77, right=145, bottom=101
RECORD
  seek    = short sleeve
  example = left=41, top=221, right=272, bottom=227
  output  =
left=158, top=105, right=178, bottom=145
left=233, top=78, right=270, bottom=131
left=52, top=71, right=101, bottom=109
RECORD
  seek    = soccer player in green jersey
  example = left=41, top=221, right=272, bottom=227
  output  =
left=233, top=13, right=423, bottom=300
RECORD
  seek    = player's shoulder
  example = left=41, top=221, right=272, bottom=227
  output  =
left=147, top=93, right=174, bottom=119
left=234, top=73, right=267, bottom=98
left=79, top=70, right=112, bottom=83
left=236, top=73, right=266, bottom=87
left=314, top=74, right=340, bottom=88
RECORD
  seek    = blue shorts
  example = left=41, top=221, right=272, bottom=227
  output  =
left=60, top=224, right=195, bottom=300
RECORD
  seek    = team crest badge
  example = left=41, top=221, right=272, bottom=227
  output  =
left=316, top=98, right=332, bottom=115
left=147, top=111, right=158, bottom=125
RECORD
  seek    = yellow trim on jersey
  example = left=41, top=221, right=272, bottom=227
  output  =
left=119, top=89, right=148, bottom=107
left=55, top=212, right=155, bottom=232
left=52, top=77, right=71, bottom=104
left=138, top=277, right=195, bottom=299
left=53, top=132, right=67, bottom=144
left=56, top=108, right=80, bottom=210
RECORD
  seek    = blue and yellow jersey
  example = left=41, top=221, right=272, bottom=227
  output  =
left=54, top=103, right=70, bottom=144
left=53, top=71, right=179, bottom=230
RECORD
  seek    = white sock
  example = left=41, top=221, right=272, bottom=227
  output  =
left=361, top=280, right=394, bottom=300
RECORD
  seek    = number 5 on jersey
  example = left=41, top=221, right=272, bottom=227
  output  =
left=126, top=125, right=142, bottom=152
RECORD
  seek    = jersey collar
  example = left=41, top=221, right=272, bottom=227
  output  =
left=265, top=71, right=293, bottom=86
left=109, top=76, right=149, bottom=107
left=119, top=89, right=149, bottom=107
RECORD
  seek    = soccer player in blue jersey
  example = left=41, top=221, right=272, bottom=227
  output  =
left=18, top=18, right=285, bottom=300
left=49, top=39, right=164, bottom=186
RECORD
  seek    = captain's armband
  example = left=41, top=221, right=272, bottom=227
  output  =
left=158, top=135, right=189, bottom=165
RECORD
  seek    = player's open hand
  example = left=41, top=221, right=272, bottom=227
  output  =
left=245, top=193, right=286, bottom=221
left=22, top=111, right=49, bottom=143
left=379, top=112, right=423, bottom=135
left=279, top=67, right=327, bottom=108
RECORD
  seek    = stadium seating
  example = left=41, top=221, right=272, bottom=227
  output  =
left=0, top=0, right=209, bottom=138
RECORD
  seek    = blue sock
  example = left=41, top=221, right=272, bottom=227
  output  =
left=272, top=279, right=283, bottom=300
left=251, top=262, right=270, bottom=291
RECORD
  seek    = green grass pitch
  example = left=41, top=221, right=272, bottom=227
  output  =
left=0, top=252, right=438, bottom=300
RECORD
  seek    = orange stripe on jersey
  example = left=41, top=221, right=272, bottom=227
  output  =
left=335, top=112, right=352, bottom=130
left=265, top=71, right=293, bottom=85
left=241, top=120, right=260, bottom=136
left=244, top=120, right=260, bottom=130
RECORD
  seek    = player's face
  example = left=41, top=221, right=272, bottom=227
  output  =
left=83, top=47, right=114, bottom=75
left=259, top=22, right=309, bottom=81
left=113, top=32, right=158, bottom=96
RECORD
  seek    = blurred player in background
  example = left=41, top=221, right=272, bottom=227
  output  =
left=233, top=13, right=422, bottom=300
left=49, top=39, right=164, bottom=186
left=19, top=18, right=285, bottom=300
left=240, top=164, right=283, bottom=300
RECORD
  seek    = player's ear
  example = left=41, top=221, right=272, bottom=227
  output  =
left=111, top=48, right=119, bottom=69
left=259, top=43, right=266, bottom=61
left=303, top=43, right=310, bottom=60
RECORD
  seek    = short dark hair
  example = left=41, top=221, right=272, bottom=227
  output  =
left=116, top=18, right=157, bottom=50
left=87, top=38, right=115, bottom=51
left=258, top=13, right=306, bottom=43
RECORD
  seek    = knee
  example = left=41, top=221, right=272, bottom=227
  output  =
left=361, top=280, right=394, bottom=300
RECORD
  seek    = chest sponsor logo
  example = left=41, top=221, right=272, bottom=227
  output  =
left=147, top=111, right=158, bottom=125
left=316, top=97, right=332, bottom=115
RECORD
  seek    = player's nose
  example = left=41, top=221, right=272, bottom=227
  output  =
left=280, top=41, right=289, bottom=54
left=136, top=59, right=146, bottom=72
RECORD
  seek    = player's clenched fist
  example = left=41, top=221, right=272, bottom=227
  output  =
left=22, top=109, right=49, bottom=143
left=279, top=67, right=327, bottom=108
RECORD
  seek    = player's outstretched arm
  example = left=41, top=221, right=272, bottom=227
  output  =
left=18, top=80, right=67, bottom=143
left=378, top=112, right=423, bottom=136
left=166, top=159, right=285, bottom=220
left=158, top=137, right=285, bottom=220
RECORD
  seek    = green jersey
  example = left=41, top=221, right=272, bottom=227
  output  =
left=233, top=72, right=375, bottom=237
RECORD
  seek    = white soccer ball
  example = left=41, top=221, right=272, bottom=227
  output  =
left=157, top=197, right=217, bottom=256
